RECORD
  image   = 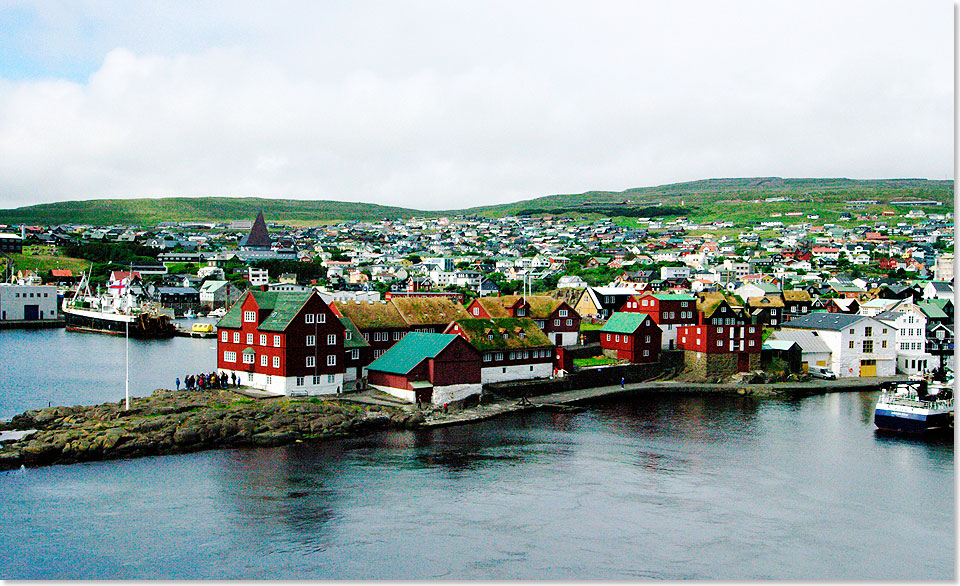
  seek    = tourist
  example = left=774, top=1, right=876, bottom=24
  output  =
left=621, top=377, right=625, bottom=389
left=175, top=378, right=180, bottom=391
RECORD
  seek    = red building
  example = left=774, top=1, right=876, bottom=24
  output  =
left=445, top=317, right=556, bottom=383
left=676, top=293, right=761, bottom=375
left=621, top=292, right=698, bottom=349
left=466, top=295, right=580, bottom=346
left=366, top=332, right=481, bottom=405
left=217, top=289, right=346, bottom=395
left=332, top=300, right=410, bottom=362
left=599, top=312, right=662, bottom=363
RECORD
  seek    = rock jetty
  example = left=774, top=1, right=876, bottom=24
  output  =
left=0, top=388, right=423, bottom=471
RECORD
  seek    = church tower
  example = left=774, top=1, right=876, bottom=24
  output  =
left=239, top=210, right=272, bottom=251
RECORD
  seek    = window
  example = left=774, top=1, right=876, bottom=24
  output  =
left=749, top=327, right=755, bottom=334
left=849, top=340, right=854, bottom=349
left=864, top=327, right=872, bottom=337
left=296, top=377, right=304, bottom=386
left=248, top=373, right=253, bottom=382
left=517, top=308, right=526, bottom=316
left=473, top=307, right=480, bottom=316
left=566, top=319, right=572, bottom=326
left=643, top=350, right=650, bottom=357
left=305, top=313, right=315, bottom=324
left=224, top=351, right=236, bottom=362
left=233, top=332, right=240, bottom=343
left=221, top=331, right=228, bottom=342
left=881, top=340, right=887, bottom=349
left=849, top=329, right=854, bottom=334
left=484, top=353, right=492, bottom=362
left=327, top=334, right=336, bottom=345
left=266, top=375, right=272, bottom=384
left=749, top=340, right=755, bottom=347
left=312, top=375, right=320, bottom=384
left=615, top=335, right=620, bottom=342
left=274, top=335, right=281, bottom=347
left=306, top=356, right=315, bottom=367
left=606, top=334, right=611, bottom=341
left=243, top=310, right=255, bottom=322
left=394, top=331, right=403, bottom=340
left=554, top=319, right=560, bottom=326
left=645, top=335, right=651, bottom=343
left=882, top=328, right=887, bottom=334
left=717, top=340, right=723, bottom=347
left=863, top=340, right=873, bottom=354
left=559, top=309, right=568, bottom=317
left=718, top=327, right=724, bottom=333
left=259, top=334, right=267, bottom=346
left=363, top=332, right=369, bottom=341
left=327, top=355, right=336, bottom=366
left=243, top=352, right=254, bottom=364
left=246, top=333, right=253, bottom=344
left=270, top=356, right=279, bottom=368
left=260, top=355, right=268, bottom=366
left=495, top=352, right=503, bottom=361
left=318, top=313, right=326, bottom=323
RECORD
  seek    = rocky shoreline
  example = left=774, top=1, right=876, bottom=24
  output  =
left=0, top=388, right=422, bottom=471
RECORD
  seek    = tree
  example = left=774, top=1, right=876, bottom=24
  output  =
left=405, top=254, right=422, bottom=264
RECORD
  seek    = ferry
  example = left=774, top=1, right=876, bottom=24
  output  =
left=62, top=272, right=176, bottom=339
left=874, top=376, right=954, bottom=433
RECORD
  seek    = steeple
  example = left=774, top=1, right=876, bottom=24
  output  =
left=240, top=210, right=272, bottom=250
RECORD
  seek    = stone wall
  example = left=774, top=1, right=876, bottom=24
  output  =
left=682, top=351, right=759, bottom=381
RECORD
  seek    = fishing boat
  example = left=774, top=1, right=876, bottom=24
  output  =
left=62, top=272, right=176, bottom=338
left=874, top=376, right=954, bottom=433
left=208, top=307, right=228, bottom=318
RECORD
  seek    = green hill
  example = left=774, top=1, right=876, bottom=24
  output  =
left=0, top=178, right=952, bottom=226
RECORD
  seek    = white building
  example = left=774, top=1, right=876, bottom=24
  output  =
left=0, top=284, right=59, bottom=322
left=198, top=280, right=243, bottom=309
left=781, top=313, right=896, bottom=378
left=768, top=329, right=833, bottom=374
left=875, top=306, right=934, bottom=376
left=247, top=267, right=269, bottom=286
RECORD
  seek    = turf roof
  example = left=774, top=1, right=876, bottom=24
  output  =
left=450, top=317, right=553, bottom=351
left=391, top=296, right=470, bottom=326
left=334, top=300, right=407, bottom=329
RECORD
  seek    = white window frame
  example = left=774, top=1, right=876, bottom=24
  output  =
left=221, top=331, right=228, bottom=342
left=243, top=310, right=256, bottom=323
left=559, top=309, right=568, bottom=317
left=274, top=335, right=281, bottom=347
left=260, top=355, right=268, bottom=367
left=318, top=313, right=326, bottom=323
left=233, top=332, right=240, bottom=343
left=224, top=351, right=236, bottom=362
left=327, top=355, right=336, bottom=366
left=306, top=356, right=315, bottom=367
left=272, top=356, right=280, bottom=368
left=246, top=333, right=253, bottom=344
left=259, top=334, right=267, bottom=346
left=305, top=313, right=315, bottom=324
left=327, top=334, right=336, bottom=345
left=306, top=335, right=316, bottom=346
left=243, top=352, right=254, bottom=364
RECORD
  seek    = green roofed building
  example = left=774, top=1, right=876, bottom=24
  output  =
left=599, top=312, right=662, bottom=363
left=366, top=332, right=481, bottom=406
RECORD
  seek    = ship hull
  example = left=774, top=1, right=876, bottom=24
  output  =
left=63, top=308, right=176, bottom=339
left=874, top=410, right=953, bottom=433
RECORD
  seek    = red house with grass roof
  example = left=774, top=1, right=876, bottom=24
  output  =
left=217, top=289, right=345, bottom=396
left=599, top=312, right=662, bottom=363
left=466, top=295, right=580, bottom=346
left=445, top=317, right=555, bottom=383
left=366, top=332, right=481, bottom=405
left=621, top=292, right=697, bottom=350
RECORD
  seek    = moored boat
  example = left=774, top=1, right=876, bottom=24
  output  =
left=874, top=377, right=954, bottom=433
left=62, top=272, right=176, bottom=339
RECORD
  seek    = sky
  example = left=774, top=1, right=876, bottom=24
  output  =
left=0, top=0, right=953, bottom=211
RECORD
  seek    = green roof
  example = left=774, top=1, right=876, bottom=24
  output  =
left=339, top=317, right=371, bottom=349
left=367, top=332, right=458, bottom=375
left=917, top=301, right=948, bottom=320
left=600, top=312, right=653, bottom=334
left=216, top=290, right=316, bottom=332
left=652, top=293, right=697, bottom=301
left=450, top=317, right=552, bottom=351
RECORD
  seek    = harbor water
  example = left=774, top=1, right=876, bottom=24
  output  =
left=0, top=329, right=954, bottom=579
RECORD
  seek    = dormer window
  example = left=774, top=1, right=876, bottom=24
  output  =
left=517, top=308, right=526, bottom=316
left=243, top=310, right=256, bottom=323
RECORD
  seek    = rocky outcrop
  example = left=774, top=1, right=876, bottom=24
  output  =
left=0, top=389, right=413, bottom=470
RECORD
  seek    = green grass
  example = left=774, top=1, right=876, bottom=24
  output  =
left=579, top=322, right=605, bottom=331
left=10, top=247, right=90, bottom=275
left=574, top=356, right=621, bottom=367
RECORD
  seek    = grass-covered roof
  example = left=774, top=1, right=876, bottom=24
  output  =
left=451, top=317, right=552, bottom=351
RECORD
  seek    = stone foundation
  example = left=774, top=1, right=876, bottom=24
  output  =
left=683, top=351, right=759, bottom=381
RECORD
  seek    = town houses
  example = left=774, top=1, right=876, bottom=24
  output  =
left=2, top=198, right=953, bottom=398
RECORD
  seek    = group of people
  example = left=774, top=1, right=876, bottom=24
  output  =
left=176, top=371, right=239, bottom=391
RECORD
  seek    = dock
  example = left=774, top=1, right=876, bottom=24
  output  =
left=173, top=326, right=217, bottom=338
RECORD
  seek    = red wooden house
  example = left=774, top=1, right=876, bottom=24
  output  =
left=676, top=293, right=762, bottom=376
left=621, top=292, right=698, bottom=349
left=445, top=317, right=556, bottom=383
left=599, top=312, right=662, bottom=363
left=217, top=289, right=346, bottom=395
left=366, top=332, right=481, bottom=405
left=466, top=295, right=581, bottom=346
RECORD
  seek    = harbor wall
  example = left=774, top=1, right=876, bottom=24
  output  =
left=486, top=350, right=684, bottom=399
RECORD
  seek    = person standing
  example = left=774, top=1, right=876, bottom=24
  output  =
left=175, top=378, right=180, bottom=391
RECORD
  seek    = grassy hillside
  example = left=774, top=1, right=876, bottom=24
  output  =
left=0, top=178, right=952, bottom=226
left=0, top=197, right=429, bottom=226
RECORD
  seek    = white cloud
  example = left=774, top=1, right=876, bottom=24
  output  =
left=0, top=0, right=952, bottom=210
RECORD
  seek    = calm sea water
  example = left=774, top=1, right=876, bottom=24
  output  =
left=0, top=323, right=216, bottom=419
left=0, top=329, right=954, bottom=579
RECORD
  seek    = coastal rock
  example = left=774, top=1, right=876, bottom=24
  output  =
left=173, top=427, right=201, bottom=446
left=251, top=431, right=298, bottom=446
left=21, top=442, right=61, bottom=465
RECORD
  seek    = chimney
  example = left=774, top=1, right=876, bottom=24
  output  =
left=261, top=284, right=269, bottom=292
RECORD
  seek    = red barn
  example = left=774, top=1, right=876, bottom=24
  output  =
left=599, top=312, right=662, bottom=363
left=217, top=290, right=346, bottom=395
left=366, top=332, right=481, bottom=405
left=621, top=292, right=698, bottom=349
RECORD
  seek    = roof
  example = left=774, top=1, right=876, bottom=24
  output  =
left=239, top=210, right=272, bottom=248
left=916, top=301, right=948, bottom=320
left=334, top=300, right=407, bottom=329
left=763, top=340, right=799, bottom=351
left=366, top=332, right=459, bottom=375
left=217, top=290, right=314, bottom=331
left=782, top=289, right=812, bottom=302
left=780, top=312, right=868, bottom=331
left=747, top=295, right=785, bottom=308
left=651, top=293, right=697, bottom=301
left=50, top=269, right=73, bottom=277
left=390, top=296, right=470, bottom=326
left=339, top=317, right=370, bottom=349
left=601, top=312, right=654, bottom=334
left=477, top=295, right=565, bottom=319
left=696, top=292, right=743, bottom=317
left=450, top=317, right=552, bottom=351
left=768, top=329, right=833, bottom=354
left=199, top=280, right=229, bottom=293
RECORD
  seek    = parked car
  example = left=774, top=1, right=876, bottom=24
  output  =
left=809, top=366, right=837, bottom=380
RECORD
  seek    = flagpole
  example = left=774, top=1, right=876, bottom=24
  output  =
left=125, top=266, right=130, bottom=411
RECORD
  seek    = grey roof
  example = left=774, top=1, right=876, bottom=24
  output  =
left=769, top=329, right=833, bottom=354
left=780, top=312, right=867, bottom=331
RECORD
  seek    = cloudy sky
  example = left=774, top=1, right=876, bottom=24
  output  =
left=0, top=0, right=952, bottom=210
